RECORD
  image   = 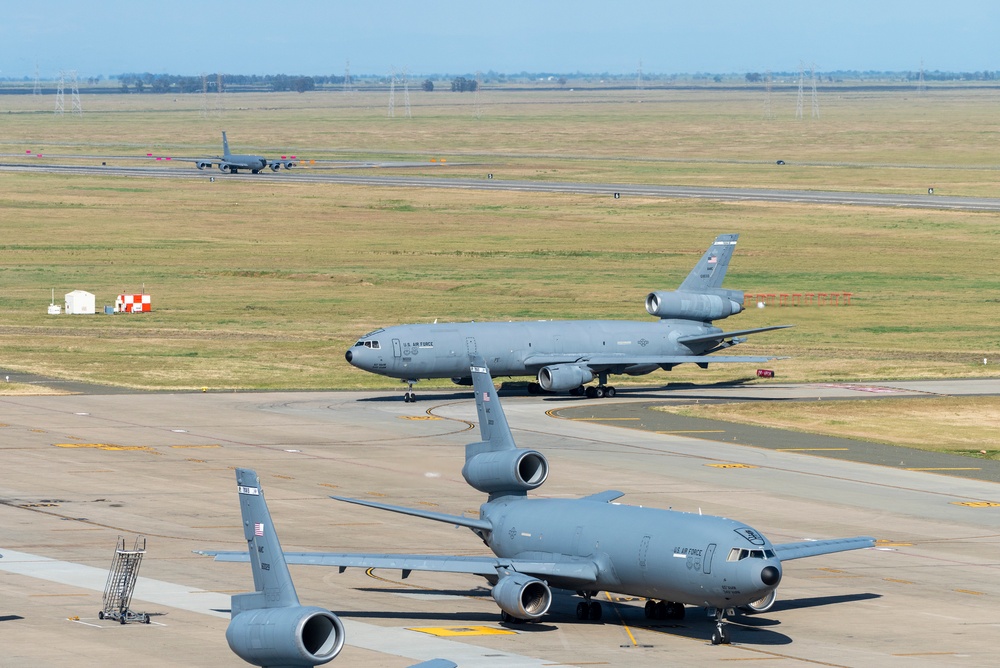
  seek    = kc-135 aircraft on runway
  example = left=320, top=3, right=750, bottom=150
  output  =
left=346, top=233, right=791, bottom=401
left=204, top=358, right=874, bottom=646
left=190, top=131, right=298, bottom=174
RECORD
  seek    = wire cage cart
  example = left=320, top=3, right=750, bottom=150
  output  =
left=99, top=535, right=150, bottom=624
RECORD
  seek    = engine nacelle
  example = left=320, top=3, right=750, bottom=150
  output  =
left=218, top=163, right=230, bottom=173
left=743, top=589, right=777, bottom=613
left=645, top=290, right=743, bottom=321
left=491, top=573, right=552, bottom=620
left=463, top=448, right=548, bottom=494
left=537, top=364, right=595, bottom=392
left=196, top=160, right=211, bottom=170
left=226, top=606, right=344, bottom=667
left=271, top=163, right=282, bottom=172
left=450, top=376, right=473, bottom=386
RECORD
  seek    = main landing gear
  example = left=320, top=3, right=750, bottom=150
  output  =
left=575, top=592, right=603, bottom=621
left=643, top=599, right=686, bottom=620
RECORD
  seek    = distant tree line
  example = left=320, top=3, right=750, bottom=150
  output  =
left=115, top=72, right=343, bottom=93
left=450, top=77, right=479, bottom=92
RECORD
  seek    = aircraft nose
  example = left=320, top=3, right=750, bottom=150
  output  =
left=345, top=350, right=354, bottom=364
left=760, top=565, right=781, bottom=587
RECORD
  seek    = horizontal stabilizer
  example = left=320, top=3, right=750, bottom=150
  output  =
left=331, top=495, right=493, bottom=533
left=773, top=536, right=876, bottom=561
left=676, top=324, right=793, bottom=345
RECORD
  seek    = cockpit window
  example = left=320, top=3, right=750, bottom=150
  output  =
left=353, top=340, right=382, bottom=349
left=728, top=548, right=772, bottom=562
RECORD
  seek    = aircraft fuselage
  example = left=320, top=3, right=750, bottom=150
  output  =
left=482, top=497, right=781, bottom=609
left=347, top=319, right=724, bottom=380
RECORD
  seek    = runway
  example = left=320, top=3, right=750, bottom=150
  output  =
left=1, top=381, right=997, bottom=667
left=4, top=161, right=1000, bottom=212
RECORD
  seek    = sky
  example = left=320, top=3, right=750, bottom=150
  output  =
left=2, top=1, right=998, bottom=79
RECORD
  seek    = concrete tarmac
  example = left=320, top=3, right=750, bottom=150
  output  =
left=1, top=382, right=998, bottom=666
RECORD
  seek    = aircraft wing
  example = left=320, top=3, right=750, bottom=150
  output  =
left=773, top=536, right=876, bottom=561
left=199, top=550, right=601, bottom=586
left=523, top=353, right=785, bottom=369
left=676, top=324, right=793, bottom=345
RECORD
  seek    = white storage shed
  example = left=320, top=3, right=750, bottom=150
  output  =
left=65, top=290, right=96, bottom=315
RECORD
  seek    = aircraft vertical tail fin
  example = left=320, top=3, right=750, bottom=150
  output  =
left=470, top=356, right=517, bottom=453
left=221, top=131, right=231, bottom=158
left=678, top=233, right=739, bottom=292
left=230, top=468, right=300, bottom=615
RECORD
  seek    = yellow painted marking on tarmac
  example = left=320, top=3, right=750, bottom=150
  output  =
left=876, top=538, right=913, bottom=547
left=604, top=591, right=640, bottom=647
left=907, top=467, right=981, bottom=471
left=776, top=448, right=849, bottom=451
left=883, top=578, right=914, bottom=584
left=31, top=429, right=46, bottom=433
left=186, top=458, right=207, bottom=464
left=571, top=417, right=640, bottom=421
left=399, top=415, right=442, bottom=421
left=169, top=444, right=220, bottom=449
left=366, top=491, right=386, bottom=497
left=955, top=589, right=985, bottom=596
left=417, top=501, right=439, bottom=507
left=408, top=626, right=516, bottom=637
left=892, top=652, right=962, bottom=657
left=272, top=474, right=293, bottom=480
left=950, top=501, right=1000, bottom=507
left=819, top=568, right=845, bottom=573
left=706, top=463, right=758, bottom=469
left=53, top=443, right=156, bottom=453
left=319, top=483, right=339, bottom=489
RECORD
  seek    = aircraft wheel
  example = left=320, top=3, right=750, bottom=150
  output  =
left=644, top=600, right=656, bottom=619
left=576, top=601, right=589, bottom=620
left=585, top=386, right=598, bottom=398
left=604, top=386, right=616, bottom=398
left=588, top=601, right=602, bottom=621
left=568, top=386, right=584, bottom=396
left=595, top=387, right=605, bottom=398
left=672, top=603, right=686, bottom=620
left=527, top=382, right=541, bottom=395
left=98, top=611, right=104, bottom=620
left=711, top=629, right=723, bottom=645
left=403, top=392, right=415, bottom=403
left=120, top=617, right=126, bottom=625
left=654, top=601, right=668, bottom=619
left=721, top=625, right=731, bottom=644
left=143, top=614, right=151, bottom=624
left=252, top=169, right=260, bottom=174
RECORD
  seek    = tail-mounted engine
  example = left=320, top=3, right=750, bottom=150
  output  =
left=226, top=606, right=345, bottom=667
left=645, top=290, right=744, bottom=322
left=462, top=448, right=548, bottom=495
left=491, top=573, right=552, bottom=620
left=538, top=364, right=594, bottom=392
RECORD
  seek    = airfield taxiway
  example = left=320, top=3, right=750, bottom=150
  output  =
left=1, top=381, right=998, bottom=667
left=4, top=161, right=1000, bottom=212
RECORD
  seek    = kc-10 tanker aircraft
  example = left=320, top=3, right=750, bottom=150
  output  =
left=346, top=233, right=791, bottom=401
left=204, top=358, right=874, bottom=646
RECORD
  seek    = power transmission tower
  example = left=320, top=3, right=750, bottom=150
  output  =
left=810, top=64, right=819, bottom=119
left=917, top=59, right=926, bottom=94
left=402, top=68, right=412, bottom=118
left=69, top=70, right=82, bottom=116
left=763, top=70, right=773, bottom=120
left=387, top=69, right=395, bottom=117
left=795, top=63, right=804, bottom=120
left=636, top=60, right=643, bottom=90
left=33, top=63, right=41, bottom=95
left=343, top=59, right=353, bottom=93
left=54, top=71, right=65, bottom=114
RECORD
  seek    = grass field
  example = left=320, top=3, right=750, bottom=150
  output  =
left=2, top=87, right=1000, bottom=392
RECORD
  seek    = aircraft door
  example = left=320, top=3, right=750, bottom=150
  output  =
left=392, top=338, right=402, bottom=357
left=703, top=543, right=717, bottom=575
left=466, top=337, right=477, bottom=355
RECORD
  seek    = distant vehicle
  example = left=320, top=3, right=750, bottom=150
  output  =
left=204, top=358, right=875, bottom=646
left=203, top=468, right=454, bottom=668
left=192, top=131, right=297, bottom=174
left=346, top=233, right=791, bottom=401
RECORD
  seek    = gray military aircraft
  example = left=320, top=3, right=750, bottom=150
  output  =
left=205, top=359, right=875, bottom=645
left=193, top=131, right=297, bottom=174
left=207, top=467, right=455, bottom=668
left=346, top=233, right=790, bottom=401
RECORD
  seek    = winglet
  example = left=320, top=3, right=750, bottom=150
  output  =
left=230, top=468, right=300, bottom=615
left=469, top=356, right=517, bottom=453
left=678, top=233, right=739, bottom=292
